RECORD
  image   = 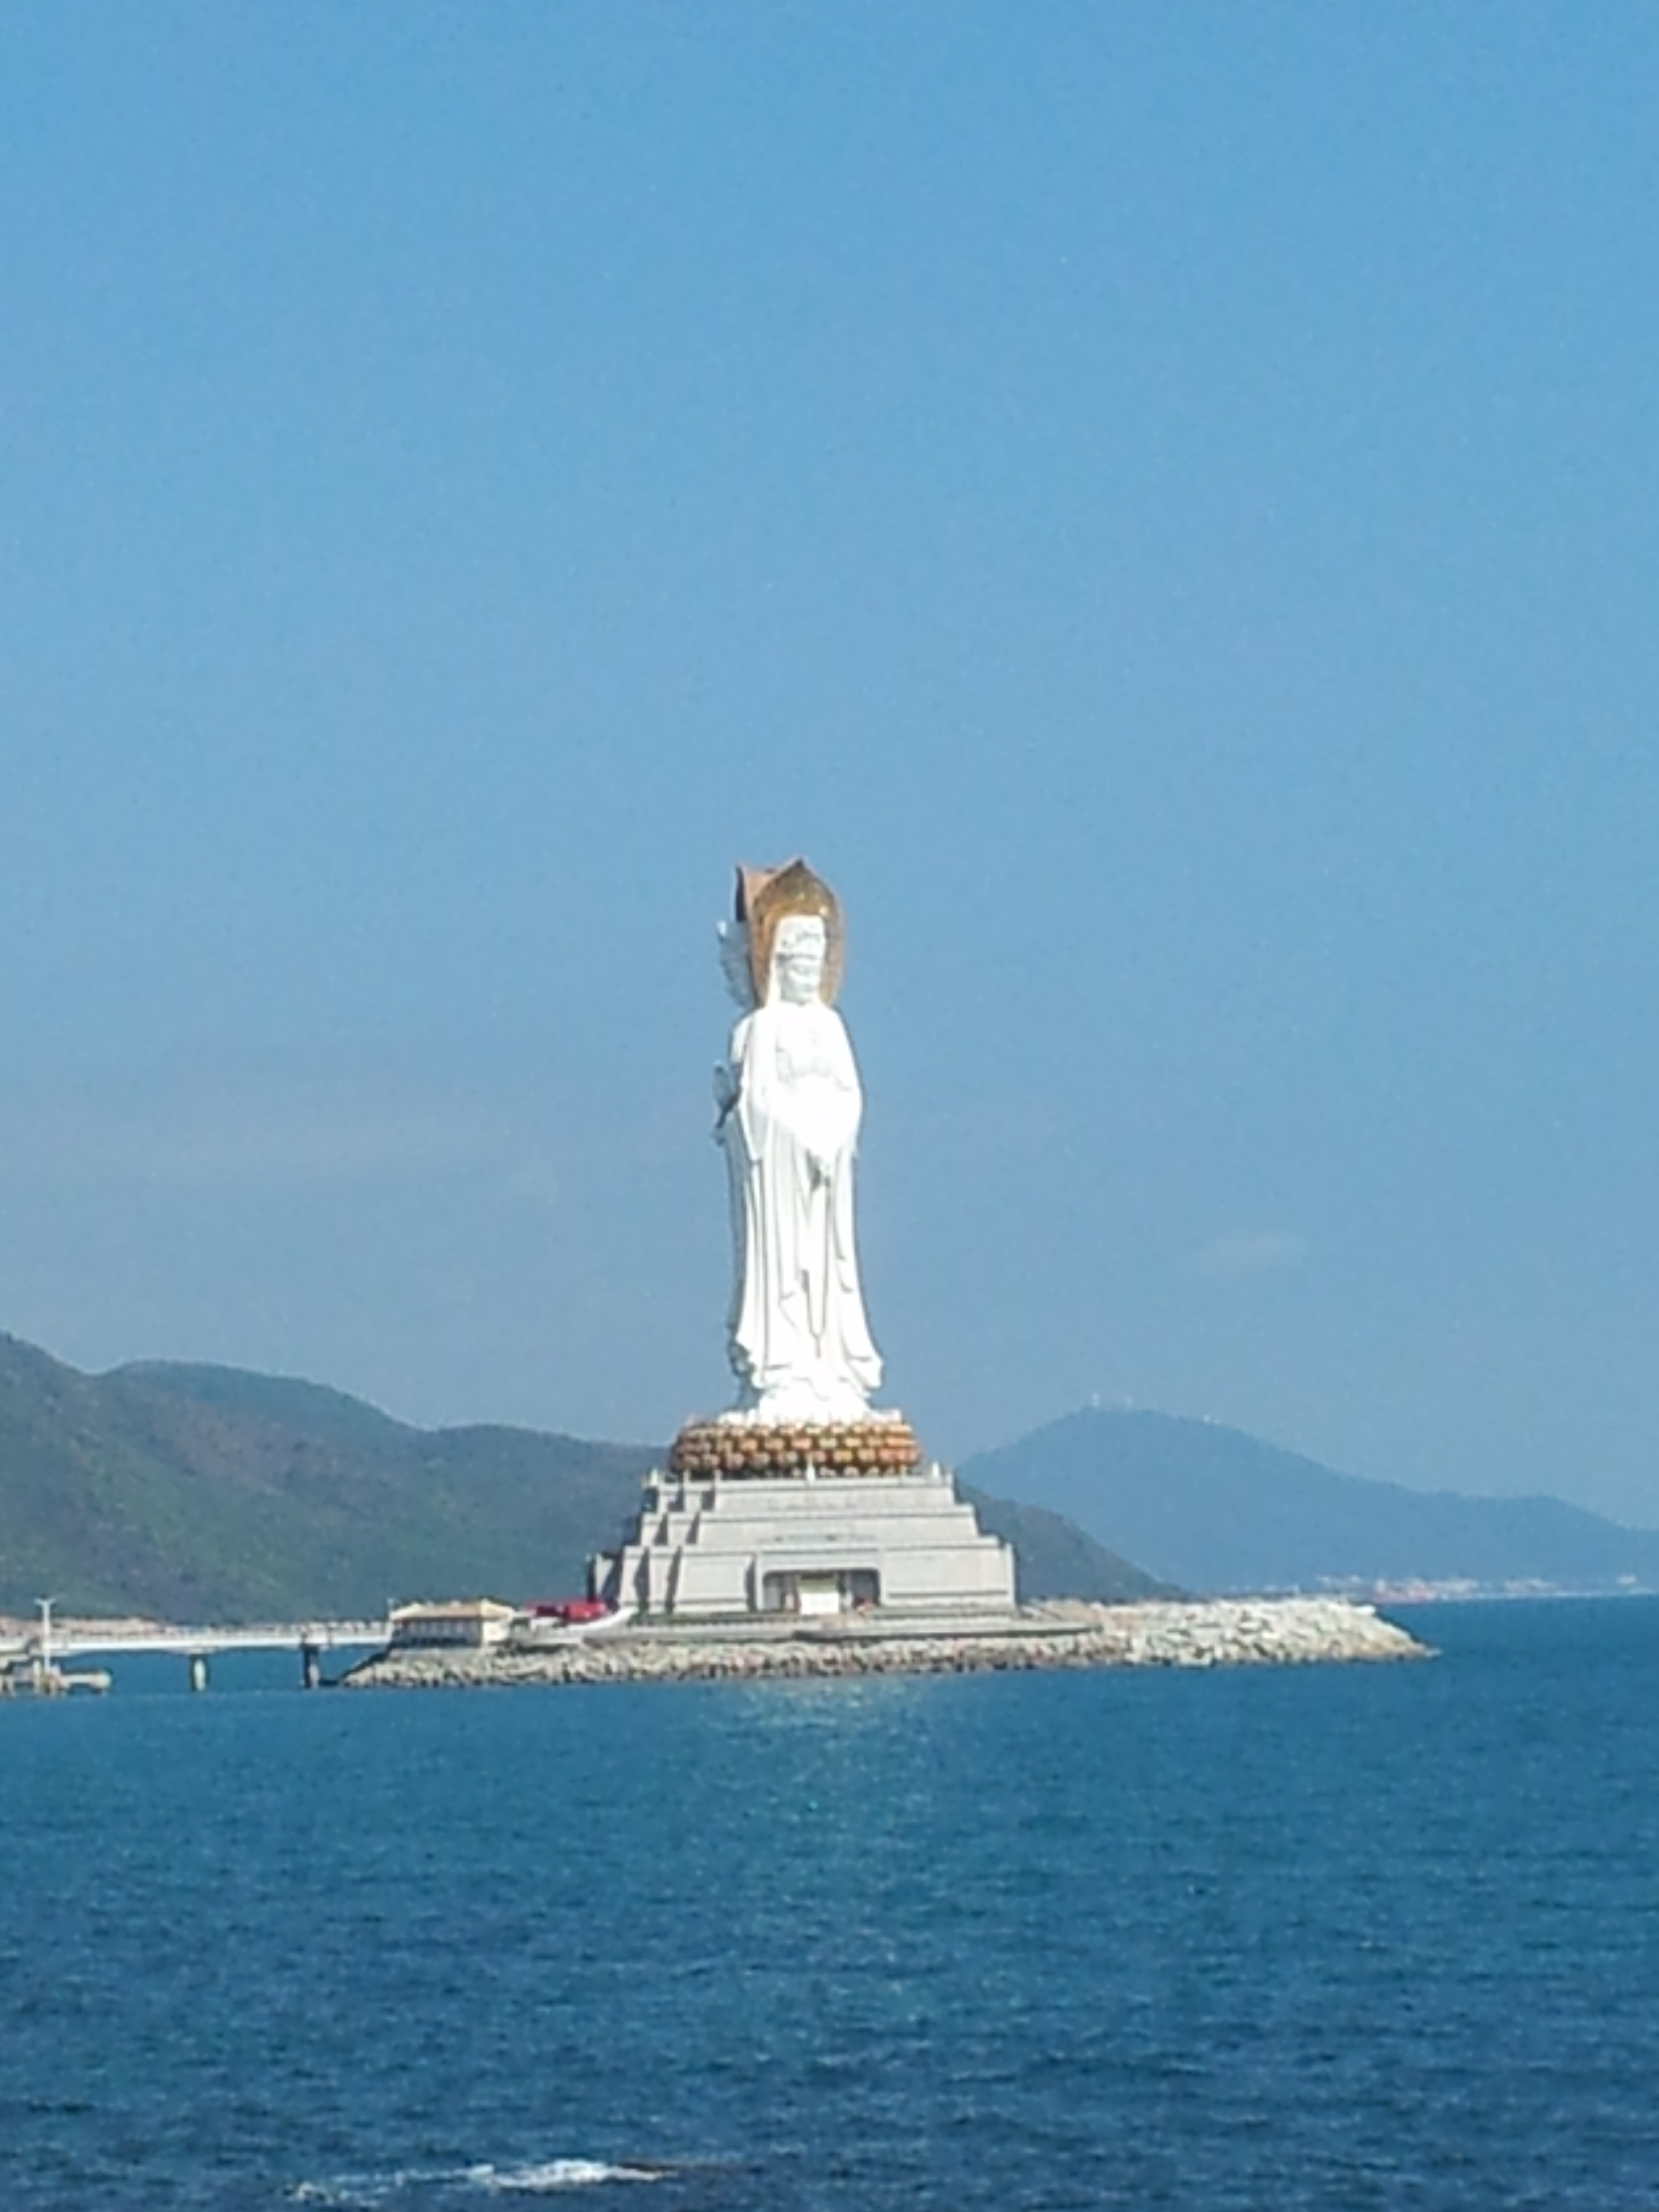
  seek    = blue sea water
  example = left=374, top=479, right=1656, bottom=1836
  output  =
left=3, top=1600, right=1658, bottom=2211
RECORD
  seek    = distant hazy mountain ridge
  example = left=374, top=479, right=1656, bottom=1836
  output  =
left=9, top=1328, right=1647, bottom=1616
left=963, top=1408, right=1659, bottom=1594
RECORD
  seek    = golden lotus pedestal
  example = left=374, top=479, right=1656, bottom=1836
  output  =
left=667, top=1416, right=923, bottom=1481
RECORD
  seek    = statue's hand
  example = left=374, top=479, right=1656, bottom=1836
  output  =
left=712, top=1063, right=739, bottom=1139
left=717, top=921, right=756, bottom=1010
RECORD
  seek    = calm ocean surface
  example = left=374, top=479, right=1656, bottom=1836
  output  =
left=3, top=1600, right=1658, bottom=2211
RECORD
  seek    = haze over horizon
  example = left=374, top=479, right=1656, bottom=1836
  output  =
left=5, top=7, right=1658, bottom=1523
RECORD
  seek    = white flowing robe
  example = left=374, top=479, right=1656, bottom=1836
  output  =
left=720, top=996, right=882, bottom=1418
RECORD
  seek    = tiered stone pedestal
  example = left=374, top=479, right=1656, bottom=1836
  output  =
left=594, top=1418, right=1015, bottom=1622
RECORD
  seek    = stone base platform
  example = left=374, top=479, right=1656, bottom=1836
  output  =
left=592, top=1458, right=1016, bottom=1621
left=339, top=1599, right=1435, bottom=1689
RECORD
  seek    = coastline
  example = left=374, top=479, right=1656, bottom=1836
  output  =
left=339, top=1596, right=1432, bottom=1689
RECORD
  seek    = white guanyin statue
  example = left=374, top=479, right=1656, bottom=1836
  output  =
left=714, top=861, right=883, bottom=1424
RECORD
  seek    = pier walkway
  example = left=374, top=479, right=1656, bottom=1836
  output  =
left=41, top=1620, right=387, bottom=1659
left=1, top=1614, right=388, bottom=1691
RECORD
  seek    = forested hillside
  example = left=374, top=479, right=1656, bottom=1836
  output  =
left=0, top=1334, right=1165, bottom=1618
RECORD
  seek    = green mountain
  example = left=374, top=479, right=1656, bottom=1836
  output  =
left=0, top=1334, right=657, bottom=1618
left=0, top=1334, right=1162, bottom=1618
left=964, top=1408, right=1659, bottom=1593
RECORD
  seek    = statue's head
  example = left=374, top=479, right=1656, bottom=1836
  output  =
left=726, top=858, right=844, bottom=1007
left=772, top=914, right=828, bottom=1004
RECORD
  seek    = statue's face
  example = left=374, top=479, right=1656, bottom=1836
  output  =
left=773, top=914, right=827, bottom=1004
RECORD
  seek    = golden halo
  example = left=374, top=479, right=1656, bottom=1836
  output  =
left=735, top=859, right=844, bottom=1004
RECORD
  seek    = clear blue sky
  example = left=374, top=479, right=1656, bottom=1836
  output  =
left=4, top=3, right=1658, bottom=1520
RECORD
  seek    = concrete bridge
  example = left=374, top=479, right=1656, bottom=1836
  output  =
left=4, top=1608, right=388, bottom=1690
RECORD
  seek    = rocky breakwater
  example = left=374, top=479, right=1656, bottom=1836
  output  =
left=340, top=1597, right=1431, bottom=1690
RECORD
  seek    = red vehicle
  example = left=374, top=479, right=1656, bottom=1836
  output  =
left=527, top=1598, right=612, bottom=1624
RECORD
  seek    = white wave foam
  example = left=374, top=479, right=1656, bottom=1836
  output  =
left=289, top=2155, right=668, bottom=2205
left=289, top=2177, right=422, bottom=2209
left=473, top=2160, right=666, bottom=2192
